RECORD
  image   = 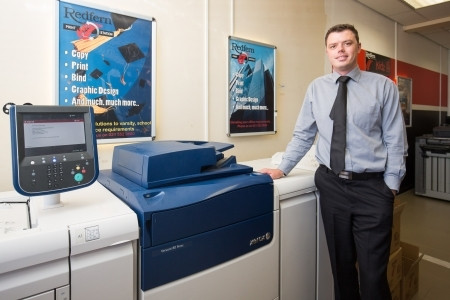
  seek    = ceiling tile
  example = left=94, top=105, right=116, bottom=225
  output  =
left=355, top=0, right=450, bottom=49
left=390, top=11, right=428, bottom=25
left=356, top=0, right=412, bottom=15
left=416, top=2, right=450, bottom=20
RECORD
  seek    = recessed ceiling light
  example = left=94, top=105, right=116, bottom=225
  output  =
left=403, top=0, right=450, bottom=9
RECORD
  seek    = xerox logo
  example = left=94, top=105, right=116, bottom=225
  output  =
left=249, top=232, right=272, bottom=246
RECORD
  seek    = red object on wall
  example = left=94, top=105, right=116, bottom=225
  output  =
left=358, top=49, right=367, bottom=70
left=398, top=60, right=445, bottom=107
left=357, top=49, right=448, bottom=108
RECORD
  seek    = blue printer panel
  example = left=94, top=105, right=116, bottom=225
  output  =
left=149, top=177, right=273, bottom=246
left=140, top=173, right=274, bottom=290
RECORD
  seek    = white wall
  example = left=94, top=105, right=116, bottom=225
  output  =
left=0, top=0, right=448, bottom=192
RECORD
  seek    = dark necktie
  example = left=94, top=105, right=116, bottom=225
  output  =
left=329, top=76, right=351, bottom=174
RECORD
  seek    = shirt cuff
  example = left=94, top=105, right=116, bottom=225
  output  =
left=384, top=174, right=400, bottom=192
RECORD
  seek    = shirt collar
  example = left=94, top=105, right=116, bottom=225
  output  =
left=332, top=66, right=361, bottom=83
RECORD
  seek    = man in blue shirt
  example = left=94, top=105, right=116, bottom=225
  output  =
left=260, top=24, right=408, bottom=300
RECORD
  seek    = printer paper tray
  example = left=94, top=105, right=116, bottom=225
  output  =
left=150, top=182, right=273, bottom=246
left=141, top=212, right=273, bottom=291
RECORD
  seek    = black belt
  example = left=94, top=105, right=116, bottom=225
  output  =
left=319, top=165, right=384, bottom=180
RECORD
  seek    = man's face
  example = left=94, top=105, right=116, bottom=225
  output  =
left=325, top=29, right=361, bottom=75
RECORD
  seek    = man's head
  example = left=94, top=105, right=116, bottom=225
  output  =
left=325, top=24, right=361, bottom=75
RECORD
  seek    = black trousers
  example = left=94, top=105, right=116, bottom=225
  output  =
left=315, top=165, right=394, bottom=300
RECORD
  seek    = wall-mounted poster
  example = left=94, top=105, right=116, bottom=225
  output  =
left=228, top=37, right=276, bottom=136
left=397, top=76, right=412, bottom=127
left=57, top=0, right=156, bottom=143
left=364, top=51, right=393, bottom=78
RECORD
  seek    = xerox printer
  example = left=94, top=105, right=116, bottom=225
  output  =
left=98, top=141, right=274, bottom=291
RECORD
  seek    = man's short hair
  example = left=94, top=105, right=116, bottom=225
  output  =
left=325, top=24, right=360, bottom=46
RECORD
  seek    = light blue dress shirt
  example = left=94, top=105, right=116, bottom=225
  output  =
left=278, top=66, right=408, bottom=191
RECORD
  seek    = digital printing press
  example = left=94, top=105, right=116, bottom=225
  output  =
left=98, top=141, right=334, bottom=300
left=98, top=141, right=280, bottom=299
left=1, top=105, right=333, bottom=299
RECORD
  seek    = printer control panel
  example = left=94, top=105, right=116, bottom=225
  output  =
left=17, top=153, right=96, bottom=195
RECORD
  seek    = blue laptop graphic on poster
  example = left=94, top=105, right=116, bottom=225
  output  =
left=228, top=37, right=276, bottom=136
left=57, top=1, right=156, bottom=142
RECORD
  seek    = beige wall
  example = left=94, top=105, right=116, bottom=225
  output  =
left=0, top=0, right=448, bottom=192
left=211, top=0, right=326, bottom=161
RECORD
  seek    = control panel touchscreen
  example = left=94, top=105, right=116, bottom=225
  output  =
left=10, top=105, right=99, bottom=196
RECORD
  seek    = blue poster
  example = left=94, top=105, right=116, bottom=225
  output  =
left=228, top=37, right=276, bottom=136
left=57, top=1, right=155, bottom=142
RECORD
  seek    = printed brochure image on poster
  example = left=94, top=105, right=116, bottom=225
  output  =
left=228, top=36, right=276, bottom=136
left=57, top=0, right=156, bottom=142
